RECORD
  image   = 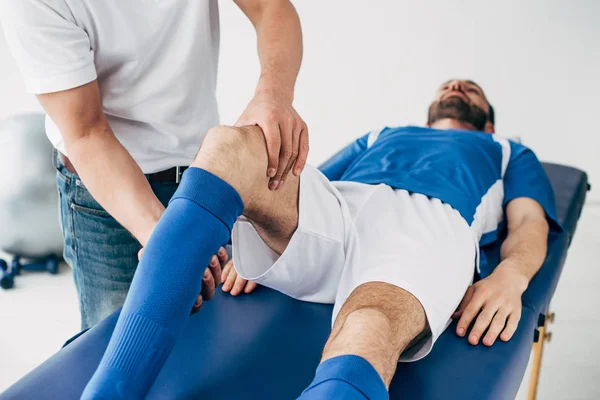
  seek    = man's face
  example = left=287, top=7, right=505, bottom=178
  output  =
left=427, top=80, right=491, bottom=132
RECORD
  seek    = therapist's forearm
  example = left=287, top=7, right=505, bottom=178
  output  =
left=66, top=130, right=164, bottom=246
left=243, top=0, right=303, bottom=100
left=37, top=81, right=163, bottom=246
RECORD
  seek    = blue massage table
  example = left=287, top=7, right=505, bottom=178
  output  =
left=1, top=162, right=589, bottom=400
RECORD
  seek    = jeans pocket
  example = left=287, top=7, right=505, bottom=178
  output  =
left=73, top=182, right=112, bottom=218
left=70, top=203, right=112, bottom=218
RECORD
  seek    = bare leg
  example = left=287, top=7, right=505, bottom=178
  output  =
left=322, top=282, right=428, bottom=388
left=191, top=125, right=299, bottom=254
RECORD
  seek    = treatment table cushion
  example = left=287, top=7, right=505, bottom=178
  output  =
left=1, top=163, right=588, bottom=400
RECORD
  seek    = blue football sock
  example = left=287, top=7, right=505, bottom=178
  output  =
left=298, top=355, right=388, bottom=400
left=81, top=168, right=244, bottom=399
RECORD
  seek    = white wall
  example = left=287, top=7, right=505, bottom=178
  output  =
left=1, top=0, right=598, bottom=200
left=217, top=0, right=600, bottom=200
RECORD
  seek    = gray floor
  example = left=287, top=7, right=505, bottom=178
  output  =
left=1, top=205, right=599, bottom=399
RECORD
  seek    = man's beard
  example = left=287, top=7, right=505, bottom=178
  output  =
left=427, top=97, right=488, bottom=131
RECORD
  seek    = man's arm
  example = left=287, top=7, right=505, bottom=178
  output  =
left=234, top=0, right=308, bottom=189
left=454, top=198, right=550, bottom=346
left=498, top=198, right=550, bottom=283
left=37, top=81, right=164, bottom=246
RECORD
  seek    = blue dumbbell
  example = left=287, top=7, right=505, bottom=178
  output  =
left=12, top=255, right=59, bottom=275
left=0, top=259, right=15, bottom=289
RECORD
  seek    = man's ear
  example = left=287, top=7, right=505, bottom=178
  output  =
left=484, top=121, right=495, bottom=134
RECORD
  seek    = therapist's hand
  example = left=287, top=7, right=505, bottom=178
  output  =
left=236, top=90, right=309, bottom=190
left=137, top=246, right=228, bottom=313
left=221, top=259, right=258, bottom=296
left=452, top=265, right=525, bottom=346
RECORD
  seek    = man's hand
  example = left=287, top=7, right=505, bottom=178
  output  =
left=138, top=246, right=228, bottom=313
left=453, top=263, right=528, bottom=346
left=236, top=90, right=308, bottom=190
left=221, top=259, right=258, bottom=296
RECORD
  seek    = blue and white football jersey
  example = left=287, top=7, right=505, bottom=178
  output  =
left=319, top=126, right=560, bottom=266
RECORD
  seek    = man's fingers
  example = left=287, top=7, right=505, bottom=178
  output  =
left=137, top=248, right=144, bottom=261
left=500, top=311, right=521, bottom=342
left=456, top=293, right=484, bottom=337
left=453, top=285, right=475, bottom=320
left=483, top=307, right=510, bottom=346
left=271, top=120, right=293, bottom=189
left=293, top=125, right=309, bottom=176
left=278, top=121, right=301, bottom=188
left=222, top=264, right=237, bottom=293
left=222, top=259, right=233, bottom=284
left=201, top=268, right=215, bottom=301
left=264, top=121, right=281, bottom=182
left=468, top=303, right=500, bottom=345
left=230, top=275, right=248, bottom=297
left=244, top=281, right=258, bottom=294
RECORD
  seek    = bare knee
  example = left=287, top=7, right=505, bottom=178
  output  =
left=338, top=283, right=426, bottom=328
left=322, top=282, right=428, bottom=387
left=191, top=125, right=269, bottom=197
left=331, top=282, right=428, bottom=349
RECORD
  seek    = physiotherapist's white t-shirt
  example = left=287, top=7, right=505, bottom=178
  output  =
left=1, top=0, right=220, bottom=173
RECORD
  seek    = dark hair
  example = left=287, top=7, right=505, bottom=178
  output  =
left=488, top=104, right=495, bottom=124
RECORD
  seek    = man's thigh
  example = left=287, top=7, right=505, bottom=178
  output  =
left=332, top=186, right=476, bottom=360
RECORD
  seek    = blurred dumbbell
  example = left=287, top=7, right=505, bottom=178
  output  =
left=0, top=259, right=15, bottom=289
left=12, top=255, right=59, bottom=275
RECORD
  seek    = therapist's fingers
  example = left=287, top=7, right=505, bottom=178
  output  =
left=217, top=247, right=228, bottom=266
left=293, top=125, right=309, bottom=176
left=278, top=120, right=302, bottom=188
left=191, top=295, right=203, bottom=315
left=264, top=122, right=282, bottom=188
left=271, top=121, right=293, bottom=190
left=208, top=255, right=221, bottom=287
left=483, top=307, right=510, bottom=346
left=456, top=292, right=485, bottom=338
left=201, top=267, right=216, bottom=301
left=468, top=302, right=501, bottom=345
left=500, top=311, right=521, bottom=342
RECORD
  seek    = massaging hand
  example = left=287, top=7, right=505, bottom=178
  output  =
left=452, top=265, right=526, bottom=346
left=221, top=259, right=258, bottom=296
left=137, top=246, right=228, bottom=313
left=236, top=90, right=309, bottom=190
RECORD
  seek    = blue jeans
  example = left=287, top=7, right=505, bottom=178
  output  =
left=54, top=152, right=179, bottom=330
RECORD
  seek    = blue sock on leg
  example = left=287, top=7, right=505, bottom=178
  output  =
left=81, top=168, right=244, bottom=399
left=298, top=355, right=389, bottom=400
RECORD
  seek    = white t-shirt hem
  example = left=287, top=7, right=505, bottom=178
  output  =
left=25, top=63, right=97, bottom=95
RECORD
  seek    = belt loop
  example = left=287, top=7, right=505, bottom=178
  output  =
left=176, top=166, right=181, bottom=184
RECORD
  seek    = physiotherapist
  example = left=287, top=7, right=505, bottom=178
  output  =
left=1, top=0, right=308, bottom=329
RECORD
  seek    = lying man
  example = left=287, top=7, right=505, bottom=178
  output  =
left=82, top=79, right=559, bottom=399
